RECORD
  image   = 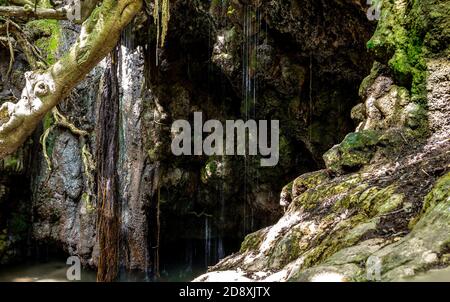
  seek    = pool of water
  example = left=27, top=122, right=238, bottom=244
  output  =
left=0, top=260, right=97, bottom=282
left=0, top=260, right=206, bottom=282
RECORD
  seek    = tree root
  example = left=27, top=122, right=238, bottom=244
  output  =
left=39, top=106, right=96, bottom=204
left=40, top=107, right=88, bottom=170
left=53, top=107, right=88, bottom=136
left=0, top=17, right=46, bottom=69
left=5, top=21, right=14, bottom=79
left=40, top=122, right=54, bottom=170
left=81, top=137, right=95, bottom=203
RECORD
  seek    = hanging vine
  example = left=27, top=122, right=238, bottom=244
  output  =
left=153, top=0, right=170, bottom=64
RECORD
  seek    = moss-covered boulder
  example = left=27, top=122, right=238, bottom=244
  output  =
left=323, top=130, right=380, bottom=173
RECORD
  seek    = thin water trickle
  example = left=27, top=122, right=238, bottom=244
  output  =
left=217, top=237, right=225, bottom=260
left=204, top=216, right=212, bottom=267
left=241, top=3, right=261, bottom=236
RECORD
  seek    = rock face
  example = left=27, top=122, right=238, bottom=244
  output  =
left=0, top=47, right=33, bottom=265
left=196, top=0, right=450, bottom=282
left=140, top=0, right=374, bottom=275
left=0, top=0, right=375, bottom=273
left=0, top=0, right=448, bottom=282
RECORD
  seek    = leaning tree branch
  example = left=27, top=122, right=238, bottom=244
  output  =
left=0, top=5, right=68, bottom=20
left=0, top=0, right=143, bottom=158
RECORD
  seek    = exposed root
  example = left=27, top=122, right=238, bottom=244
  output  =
left=96, top=54, right=120, bottom=282
left=40, top=123, right=54, bottom=171
left=0, top=0, right=143, bottom=160
left=155, top=186, right=161, bottom=278
left=5, top=21, right=14, bottom=79
left=53, top=107, right=88, bottom=136
left=81, top=138, right=96, bottom=202
left=1, top=17, right=46, bottom=69
left=40, top=107, right=88, bottom=171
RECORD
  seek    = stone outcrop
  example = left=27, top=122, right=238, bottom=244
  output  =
left=196, top=0, right=450, bottom=282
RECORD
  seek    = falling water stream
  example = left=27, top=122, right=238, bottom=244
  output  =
left=242, top=3, right=260, bottom=236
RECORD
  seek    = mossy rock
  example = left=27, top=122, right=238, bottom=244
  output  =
left=292, top=170, right=330, bottom=199
left=359, top=62, right=384, bottom=98
left=323, top=130, right=381, bottom=173
left=410, top=171, right=450, bottom=229
left=293, top=173, right=363, bottom=210
left=366, top=0, right=450, bottom=102
left=240, top=228, right=267, bottom=253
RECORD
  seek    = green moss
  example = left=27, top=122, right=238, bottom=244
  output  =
left=206, top=160, right=217, bottom=175
left=0, top=151, right=24, bottom=173
left=366, top=0, right=450, bottom=104
left=292, top=170, right=329, bottom=199
left=409, top=172, right=450, bottom=230
left=27, top=19, right=61, bottom=64
left=323, top=130, right=381, bottom=173
left=268, top=228, right=305, bottom=267
left=301, top=214, right=370, bottom=269
left=417, top=172, right=450, bottom=223
left=359, top=62, right=382, bottom=97
left=43, top=111, right=53, bottom=130
left=46, top=137, right=55, bottom=160
left=240, top=229, right=265, bottom=252
left=3, top=156, right=19, bottom=171
left=284, top=181, right=294, bottom=192
left=388, top=41, right=426, bottom=101
left=294, top=174, right=363, bottom=211
left=335, top=184, right=403, bottom=217
left=227, top=5, right=235, bottom=16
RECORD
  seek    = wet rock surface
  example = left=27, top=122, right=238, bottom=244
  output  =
left=197, top=0, right=450, bottom=282
left=0, top=0, right=448, bottom=282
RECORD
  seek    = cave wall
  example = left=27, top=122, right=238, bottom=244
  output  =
left=0, top=0, right=376, bottom=277
left=197, top=0, right=450, bottom=282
